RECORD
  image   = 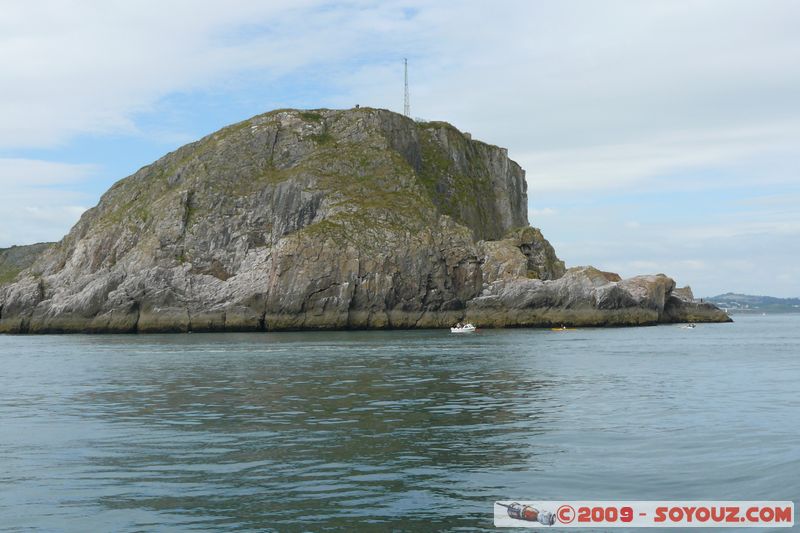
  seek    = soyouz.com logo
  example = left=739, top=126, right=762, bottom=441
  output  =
left=493, top=501, right=794, bottom=528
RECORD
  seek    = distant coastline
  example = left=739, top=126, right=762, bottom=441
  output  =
left=705, top=293, right=800, bottom=314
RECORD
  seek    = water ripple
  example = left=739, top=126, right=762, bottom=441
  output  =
left=1, top=317, right=798, bottom=530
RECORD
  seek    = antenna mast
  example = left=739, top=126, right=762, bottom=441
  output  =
left=403, top=58, right=410, bottom=117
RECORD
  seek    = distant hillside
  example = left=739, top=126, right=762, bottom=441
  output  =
left=0, top=243, right=53, bottom=286
left=707, top=293, right=800, bottom=313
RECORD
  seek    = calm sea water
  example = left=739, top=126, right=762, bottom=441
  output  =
left=0, top=315, right=797, bottom=531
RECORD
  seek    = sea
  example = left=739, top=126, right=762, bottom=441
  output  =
left=0, top=314, right=797, bottom=531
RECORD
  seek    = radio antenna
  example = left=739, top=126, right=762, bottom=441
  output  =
left=403, top=58, right=410, bottom=117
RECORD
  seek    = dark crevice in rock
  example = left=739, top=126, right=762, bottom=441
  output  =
left=346, top=278, right=360, bottom=328
left=268, top=126, right=281, bottom=166
left=181, top=191, right=194, bottom=236
left=132, top=302, right=140, bottom=334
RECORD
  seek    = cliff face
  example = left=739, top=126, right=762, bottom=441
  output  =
left=0, top=108, right=728, bottom=333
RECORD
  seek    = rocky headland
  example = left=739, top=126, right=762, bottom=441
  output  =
left=0, top=108, right=730, bottom=333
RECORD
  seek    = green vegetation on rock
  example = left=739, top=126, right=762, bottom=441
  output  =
left=0, top=243, right=52, bottom=287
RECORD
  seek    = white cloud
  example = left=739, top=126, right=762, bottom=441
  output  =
left=335, top=2, right=800, bottom=144
left=529, top=207, right=557, bottom=217
left=0, top=159, right=94, bottom=247
left=23, top=205, right=88, bottom=223
left=0, top=1, right=338, bottom=148
left=1, top=1, right=799, bottom=295
left=538, top=202, right=800, bottom=296
left=2, top=1, right=798, bottom=154
left=519, top=122, right=800, bottom=193
left=668, top=219, right=800, bottom=241
left=0, top=159, right=96, bottom=187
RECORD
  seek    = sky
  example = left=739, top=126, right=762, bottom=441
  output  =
left=1, top=0, right=798, bottom=297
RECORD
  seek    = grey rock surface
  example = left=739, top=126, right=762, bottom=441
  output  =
left=0, top=108, right=729, bottom=333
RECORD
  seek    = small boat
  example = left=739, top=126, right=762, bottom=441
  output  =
left=450, top=323, right=476, bottom=333
left=680, top=323, right=696, bottom=329
left=551, top=326, right=576, bottom=331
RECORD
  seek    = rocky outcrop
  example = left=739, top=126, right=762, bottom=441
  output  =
left=468, top=268, right=713, bottom=327
left=0, top=108, right=729, bottom=333
left=662, top=285, right=731, bottom=323
left=479, top=226, right=566, bottom=284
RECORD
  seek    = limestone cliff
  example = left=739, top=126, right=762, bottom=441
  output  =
left=0, top=108, right=729, bottom=333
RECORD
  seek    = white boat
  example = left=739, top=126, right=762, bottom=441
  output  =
left=450, top=323, right=476, bottom=333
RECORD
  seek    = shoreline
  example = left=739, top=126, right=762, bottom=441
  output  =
left=0, top=311, right=732, bottom=335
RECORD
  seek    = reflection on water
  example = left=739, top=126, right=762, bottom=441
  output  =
left=1, top=316, right=799, bottom=531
